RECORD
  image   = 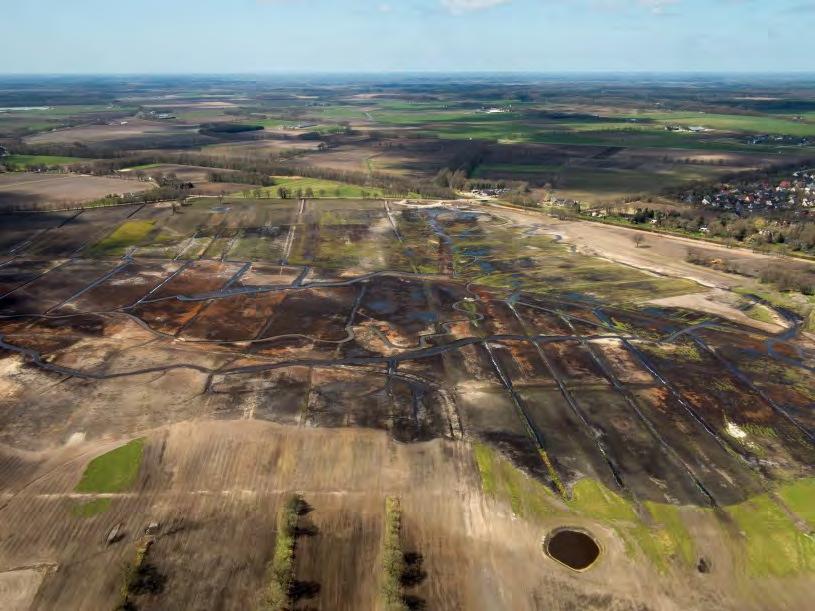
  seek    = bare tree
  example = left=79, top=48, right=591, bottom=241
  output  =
left=632, top=234, right=645, bottom=248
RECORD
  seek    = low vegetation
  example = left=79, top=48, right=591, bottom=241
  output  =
left=381, top=497, right=408, bottom=611
left=686, top=248, right=815, bottom=297
left=727, top=493, right=815, bottom=576
left=75, top=438, right=145, bottom=494
left=16, top=151, right=455, bottom=200
left=746, top=303, right=776, bottom=324
left=116, top=537, right=165, bottom=610
left=0, top=154, right=86, bottom=169
left=472, top=443, right=813, bottom=576
left=71, top=498, right=112, bottom=518
left=116, top=539, right=151, bottom=610
left=90, top=219, right=155, bottom=256
left=263, top=494, right=303, bottom=611
left=237, top=176, right=388, bottom=199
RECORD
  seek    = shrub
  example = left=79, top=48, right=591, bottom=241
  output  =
left=264, top=494, right=303, bottom=610
left=382, top=497, right=408, bottom=611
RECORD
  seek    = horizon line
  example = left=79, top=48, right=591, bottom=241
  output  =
left=2, top=70, right=815, bottom=78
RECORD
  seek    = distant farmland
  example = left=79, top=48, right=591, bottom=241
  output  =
left=0, top=172, right=155, bottom=210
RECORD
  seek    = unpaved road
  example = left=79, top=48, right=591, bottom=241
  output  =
left=469, top=201, right=815, bottom=292
left=460, top=201, right=813, bottom=333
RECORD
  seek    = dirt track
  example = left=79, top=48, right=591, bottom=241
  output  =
left=477, top=201, right=815, bottom=290
left=471, top=201, right=813, bottom=331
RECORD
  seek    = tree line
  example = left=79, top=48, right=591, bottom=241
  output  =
left=4, top=145, right=455, bottom=199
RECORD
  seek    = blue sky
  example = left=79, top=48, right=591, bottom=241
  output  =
left=2, top=0, right=813, bottom=73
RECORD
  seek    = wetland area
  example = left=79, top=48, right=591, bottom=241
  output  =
left=0, top=196, right=813, bottom=610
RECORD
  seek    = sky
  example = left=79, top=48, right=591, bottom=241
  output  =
left=2, top=0, right=813, bottom=74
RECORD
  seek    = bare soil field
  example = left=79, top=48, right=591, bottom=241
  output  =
left=0, top=200, right=812, bottom=610
left=1, top=420, right=811, bottom=610
left=120, top=163, right=252, bottom=197
left=303, top=138, right=483, bottom=178
left=0, top=173, right=155, bottom=210
left=202, top=138, right=321, bottom=158
left=23, top=119, right=199, bottom=147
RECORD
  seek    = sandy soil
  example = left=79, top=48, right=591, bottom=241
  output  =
left=650, top=290, right=785, bottom=333
left=0, top=568, right=48, bottom=611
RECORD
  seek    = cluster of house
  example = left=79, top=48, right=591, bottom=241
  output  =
left=281, top=121, right=318, bottom=130
left=478, top=106, right=511, bottom=114
left=746, top=134, right=813, bottom=146
left=691, top=169, right=815, bottom=215
left=664, top=124, right=711, bottom=133
left=470, top=187, right=511, bottom=198
left=136, top=110, right=175, bottom=120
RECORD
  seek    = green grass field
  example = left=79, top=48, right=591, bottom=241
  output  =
left=75, top=438, right=145, bottom=493
left=636, top=111, right=815, bottom=137
left=778, top=479, right=815, bottom=526
left=235, top=176, right=388, bottom=199
left=311, top=105, right=369, bottom=120
left=472, top=442, right=815, bottom=576
left=90, top=220, right=155, bottom=256
left=552, top=164, right=728, bottom=202
left=403, top=113, right=815, bottom=154
left=174, top=109, right=230, bottom=122
left=727, top=492, right=815, bottom=576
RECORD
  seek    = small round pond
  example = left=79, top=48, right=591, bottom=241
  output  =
left=545, top=528, right=600, bottom=571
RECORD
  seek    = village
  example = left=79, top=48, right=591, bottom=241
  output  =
left=690, top=167, right=815, bottom=215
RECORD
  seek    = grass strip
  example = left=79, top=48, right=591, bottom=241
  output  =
left=263, top=494, right=302, bottom=610
left=382, top=497, right=408, bottom=611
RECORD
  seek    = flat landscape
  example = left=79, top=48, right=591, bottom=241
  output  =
left=0, top=193, right=813, bottom=610
left=0, top=73, right=814, bottom=611
left=0, top=173, right=154, bottom=210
